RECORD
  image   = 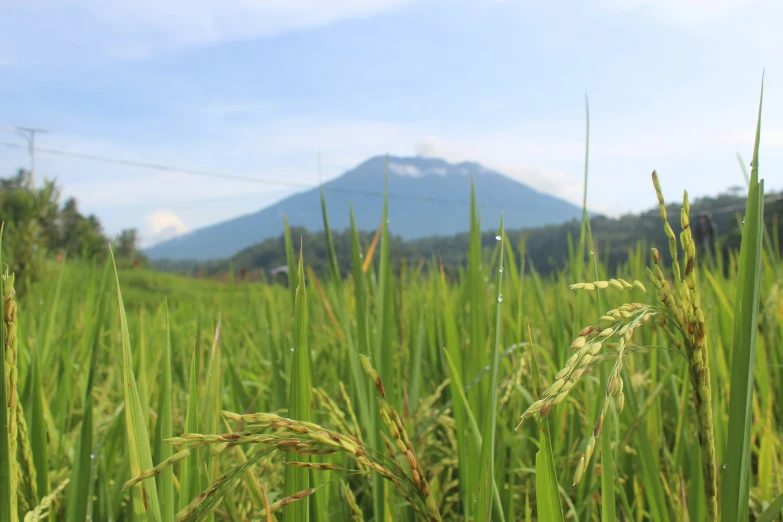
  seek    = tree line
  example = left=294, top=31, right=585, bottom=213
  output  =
left=0, top=169, right=145, bottom=291
left=154, top=186, right=783, bottom=282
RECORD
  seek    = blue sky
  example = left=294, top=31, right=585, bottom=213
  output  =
left=1, top=0, right=781, bottom=246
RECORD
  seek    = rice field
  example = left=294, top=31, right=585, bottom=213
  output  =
left=1, top=91, right=782, bottom=522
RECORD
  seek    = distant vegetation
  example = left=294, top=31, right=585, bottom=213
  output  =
left=154, top=186, right=783, bottom=281
left=0, top=169, right=145, bottom=290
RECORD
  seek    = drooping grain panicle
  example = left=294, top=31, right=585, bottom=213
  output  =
left=518, top=302, right=651, bottom=429
left=649, top=174, right=718, bottom=520
left=23, top=478, right=69, bottom=522
left=342, top=480, right=365, bottom=522
left=175, top=448, right=274, bottom=521
left=517, top=170, right=720, bottom=520
left=130, top=398, right=438, bottom=521
left=360, top=354, right=441, bottom=522
left=15, top=401, right=37, bottom=517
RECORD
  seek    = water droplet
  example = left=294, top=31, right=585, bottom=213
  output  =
left=497, top=295, right=503, bottom=303
left=495, top=235, right=501, bottom=240
left=499, top=266, right=503, bottom=272
left=590, top=250, right=594, bottom=255
left=290, top=347, right=295, bottom=352
left=386, top=219, right=390, bottom=224
left=485, top=365, right=490, bottom=371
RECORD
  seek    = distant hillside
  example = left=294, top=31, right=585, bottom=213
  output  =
left=152, top=189, right=783, bottom=280
left=144, top=155, right=586, bottom=261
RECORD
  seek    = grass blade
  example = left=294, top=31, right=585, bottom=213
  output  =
left=720, top=75, right=766, bottom=522
left=439, top=261, right=475, bottom=519
left=112, top=247, right=162, bottom=521
left=154, top=301, right=175, bottom=522
left=284, top=241, right=312, bottom=522
left=179, top=335, right=202, bottom=512
left=347, top=207, right=371, bottom=429
left=66, top=259, right=111, bottom=522
left=320, top=189, right=341, bottom=283
left=475, top=215, right=504, bottom=521
left=202, top=316, right=222, bottom=474
left=284, top=216, right=298, bottom=309
left=527, top=326, right=565, bottom=522
left=756, top=491, right=783, bottom=522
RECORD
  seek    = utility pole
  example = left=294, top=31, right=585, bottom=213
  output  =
left=14, top=127, right=48, bottom=188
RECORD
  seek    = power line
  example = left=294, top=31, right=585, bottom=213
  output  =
left=0, top=140, right=508, bottom=209
left=1, top=139, right=781, bottom=214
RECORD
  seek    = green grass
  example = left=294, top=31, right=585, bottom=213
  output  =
left=2, top=86, right=782, bottom=522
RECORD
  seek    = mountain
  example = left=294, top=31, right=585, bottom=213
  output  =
left=144, top=155, right=586, bottom=261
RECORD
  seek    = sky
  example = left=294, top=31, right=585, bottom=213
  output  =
left=0, top=0, right=781, bottom=247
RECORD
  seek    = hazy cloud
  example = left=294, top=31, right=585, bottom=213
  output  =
left=143, top=209, right=188, bottom=246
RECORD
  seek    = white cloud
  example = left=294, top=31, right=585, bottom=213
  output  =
left=3, top=0, right=416, bottom=61
left=388, top=162, right=421, bottom=177
left=388, top=161, right=448, bottom=178
left=143, top=209, right=188, bottom=246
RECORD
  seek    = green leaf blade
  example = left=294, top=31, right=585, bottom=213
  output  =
left=720, top=76, right=766, bottom=522
left=111, top=248, right=162, bottom=521
left=284, top=243, right=312, bottom=522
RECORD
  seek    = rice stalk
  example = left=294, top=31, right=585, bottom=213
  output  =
left=1, top=266, right=19, bottom=522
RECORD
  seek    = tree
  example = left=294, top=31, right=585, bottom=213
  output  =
left=115, top=228, right=144, bottom=263
left=0, top=168, right=114, bottom=288
left=0, top=169, right=61, bottom=290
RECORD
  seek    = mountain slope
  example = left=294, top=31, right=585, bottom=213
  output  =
left=144, top=155, right=585, bottom=261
